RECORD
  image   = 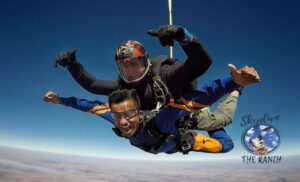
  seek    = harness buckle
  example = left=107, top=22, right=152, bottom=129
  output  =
left=181, top=143, right=192, bottom=152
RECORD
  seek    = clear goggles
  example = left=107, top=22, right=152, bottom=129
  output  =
left=111, top=109, right=139, bottom=121
left=116, top=57, right=147, bottom=68
left=116, top=56, right=149, bottom=83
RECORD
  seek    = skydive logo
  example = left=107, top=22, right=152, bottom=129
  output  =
left=242, top=124, right=280, bottom=155
left=240, top=122, right=282, bottom=164
left=240, top=113, right=280, bottom=127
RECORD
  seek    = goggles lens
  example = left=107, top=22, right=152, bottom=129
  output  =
left=111, top=109, right=139, bottom=121
left=117, top=57, right=146, bottom=65
left=116, top=57, right=147, bottom=82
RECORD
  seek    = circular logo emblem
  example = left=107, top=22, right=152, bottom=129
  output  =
left=241, top=124, right=280, bottom=155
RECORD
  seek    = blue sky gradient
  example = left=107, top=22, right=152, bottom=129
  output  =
left=0, top=0, right=299, bottom=160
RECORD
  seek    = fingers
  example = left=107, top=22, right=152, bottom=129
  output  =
left=54, top=49, right=77, bottom=68
left=166, top=25, right=179, bottom=34
left=43, top=94, right=51, bottom=102
left=229, top=64, right=261, bottom=87
left=241, top=66, right=261, bottom=82
left=148, top=30, right=174, bottom=46
left=43, top=91, right=56, bottom=102
left=159, top=38, right=167, bottom=47
left=228, top=64, right=238, bottom=75
left=43, top=92, right=51, bottom=102
left=53, top=52, right=67, bottom=68
left=58, top=52, right=69, bottom=59
left=160, top=37, right=174, bottom=47
left=148, top=26, right=175, bottom=47
left=147, top=30, right=159, bottom=37
left=228, top=64, right=237, bottom=71
left=69, top=49, right=77, bottom=61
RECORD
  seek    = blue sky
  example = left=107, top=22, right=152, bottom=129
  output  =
left=0, top=0, right=299, bottom=160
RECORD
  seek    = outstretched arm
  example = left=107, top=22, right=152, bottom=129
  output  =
left=43, top=91, right=113, bottom=124
left=54, top=50, right=119, bottom=95
left=181, top=76, right=239, bottom=108
left=182, top=64, right=260, bottom=106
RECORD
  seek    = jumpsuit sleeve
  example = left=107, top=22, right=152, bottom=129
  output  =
left=184, top=77, right=240, bottom=106
left=181, top=37, right=212, bottom=80
left=163, top=38, right=212, bottom=92
left=59, top=96, right=114, bottom=124
left=66, top=60, right=119, bottom=95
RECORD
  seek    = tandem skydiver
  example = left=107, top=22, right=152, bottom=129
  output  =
left=44, top=65, right=260, bottom=154
left=53, top=25, right=259, bottom=131
left=54, top=25, right=211, bottom=111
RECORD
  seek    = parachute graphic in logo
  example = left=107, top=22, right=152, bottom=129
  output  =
left=242, top=124, right=280, bottom=155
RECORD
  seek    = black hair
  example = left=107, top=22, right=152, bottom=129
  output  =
left=108, top=89, right=141, bottom=110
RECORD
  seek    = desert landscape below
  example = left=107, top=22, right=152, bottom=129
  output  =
left=0, top=146, right=299, bottom=182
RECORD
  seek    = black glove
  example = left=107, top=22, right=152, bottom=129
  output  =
left=54, top=49, right=77, bottom=68
left=178, top=129, right=196, bottom=154
left=147, top=25, right=185, bottom=47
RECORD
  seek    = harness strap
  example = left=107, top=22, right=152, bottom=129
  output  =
left=133, top=133, right=176, bottom=154
left=150, top=56, right=174, bottom=111
left=140, top=112, right=176, bottom=154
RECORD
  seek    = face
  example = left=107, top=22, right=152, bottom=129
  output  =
left=110, top=99, right=141, bottom=137
left=117, top=58, right=146, bottom=82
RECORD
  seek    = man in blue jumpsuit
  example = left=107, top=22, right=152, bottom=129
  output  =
left=44, top=72, right=255, bottom=154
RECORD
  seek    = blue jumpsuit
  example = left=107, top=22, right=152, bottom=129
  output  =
left=59, top=77, right=239, bottom=154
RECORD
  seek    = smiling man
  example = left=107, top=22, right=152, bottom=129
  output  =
left=109, top=91, right=142, bottom=137
left=106, top=89, right=236, bottom=154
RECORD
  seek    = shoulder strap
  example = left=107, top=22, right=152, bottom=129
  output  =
left=150, top=55, right=172, bottom=77
left=150, top=56, right=175, bottom=111
left=143, top=111, right=162, bottom=137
